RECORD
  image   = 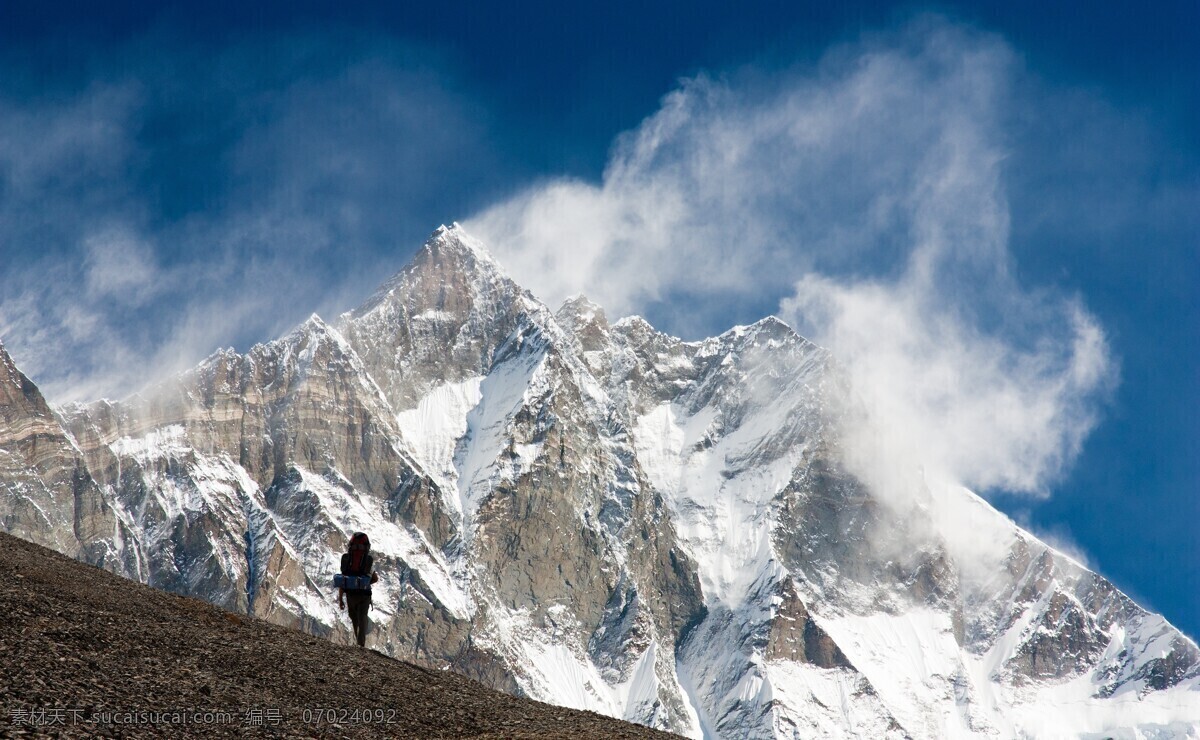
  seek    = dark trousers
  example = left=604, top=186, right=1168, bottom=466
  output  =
left=347, top=591, right=371, bottom=647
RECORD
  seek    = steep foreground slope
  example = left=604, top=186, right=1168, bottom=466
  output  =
left=2, top=224, right=1199, bottom=738
left=0, top=531, right=674, bottom=739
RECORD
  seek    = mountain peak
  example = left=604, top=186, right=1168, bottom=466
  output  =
left=738, top=315, right=804, bottom=342
left=555, top=295, right=611, bottom=355
left=556, top=294, right=609, bottom=330
left=705, top=315, right=823, bottom=356
left=346, top=225, right=513, bottom=324
left=426, top=222, right=499, bottom=266
left=249, top=313, right=333, bottom=355
left=336, top=225, right=548, bottom=411
left=301, top=312, right=330, bottom=332
left=0, top=338, right=50, bottom=420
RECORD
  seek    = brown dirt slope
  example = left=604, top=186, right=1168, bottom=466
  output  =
left=0, top=532, right=679, bottom=738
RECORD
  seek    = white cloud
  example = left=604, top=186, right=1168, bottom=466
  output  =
left=469, top=18, right=1116, bottom=497
left=82, top=227, right=164, bottom=306
left=783, top=275, right=1114, bottom=497
left=0, top=36, right=498, bottom=403
left=0, top=83, right=137, bottom=197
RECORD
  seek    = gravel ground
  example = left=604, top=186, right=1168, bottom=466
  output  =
left=0, top=532, right=680, bottom=739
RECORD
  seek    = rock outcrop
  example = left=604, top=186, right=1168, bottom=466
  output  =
left=0, top=341, right=115, bottom=564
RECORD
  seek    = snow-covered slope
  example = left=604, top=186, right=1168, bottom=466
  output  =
left=2, top=224, right=1197, bottom=738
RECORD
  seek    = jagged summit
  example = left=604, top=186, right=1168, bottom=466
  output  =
left=0, top=340, right=112, bottom=562
left=0, top=340, right=34, bottom=403
left=704, top=314, right=813, bottom=351
left=730, top=314, right=801, bottom=339
left=558, top=293, right=606, bottom=315
left=332, top=225, right=556, bottom=413
left=611, top=313, right=676, bottom=340
left=343, top=226, right=812, bottom=389
left=555, top=295, right=612, bottom=356
left=251, top=312, right=343, bottom=356
left=347, top=223, right=513, bottom=323
left=407, top=223, right=509, bottom=288
left=432, top=221, right=500, bottom=260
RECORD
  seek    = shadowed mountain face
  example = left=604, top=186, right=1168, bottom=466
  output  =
left=2, top=224, right=1198, bottom=738
left=0, top=531, right=676, bottom=739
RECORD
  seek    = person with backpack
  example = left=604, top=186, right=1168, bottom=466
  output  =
left=337, top=532, right=379, bottom=647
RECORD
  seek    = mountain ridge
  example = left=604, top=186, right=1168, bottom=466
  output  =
left=2, top=224, right=1197, bottom=738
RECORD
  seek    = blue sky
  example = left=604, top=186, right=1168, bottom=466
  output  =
left=0, top=2, right=1195, bottom=638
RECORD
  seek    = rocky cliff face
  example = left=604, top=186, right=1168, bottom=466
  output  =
left=0, top=341, right=115, bottom=563
left=3, top=224, right=1198, bottom=738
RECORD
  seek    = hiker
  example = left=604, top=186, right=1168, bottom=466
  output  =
left=337, top=532, right=379, bottom=647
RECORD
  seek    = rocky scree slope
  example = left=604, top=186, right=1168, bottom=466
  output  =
left=1, top=224, right=1198, bottom=738
left=0, top=531, right=678, bottom=739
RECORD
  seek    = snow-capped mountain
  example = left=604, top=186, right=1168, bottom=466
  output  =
left=2, top=224, right=1197, bottom=738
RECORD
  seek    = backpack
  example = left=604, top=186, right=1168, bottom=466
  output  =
left=347, top=532, right=371, bottom=574
left=334, top=532, right=373, bottom=591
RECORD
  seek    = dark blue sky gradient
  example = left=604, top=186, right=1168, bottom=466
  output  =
left=7, top=1, right=1195, bottom=175
left=0, top=1, right=1196, bottom=637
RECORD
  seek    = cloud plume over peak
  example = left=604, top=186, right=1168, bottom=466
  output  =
left=0, top=17, right=1125, bottom=499
left=469, top=18, right=1116, bottom=496
left=784, top=274, right=1114, bottom=497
